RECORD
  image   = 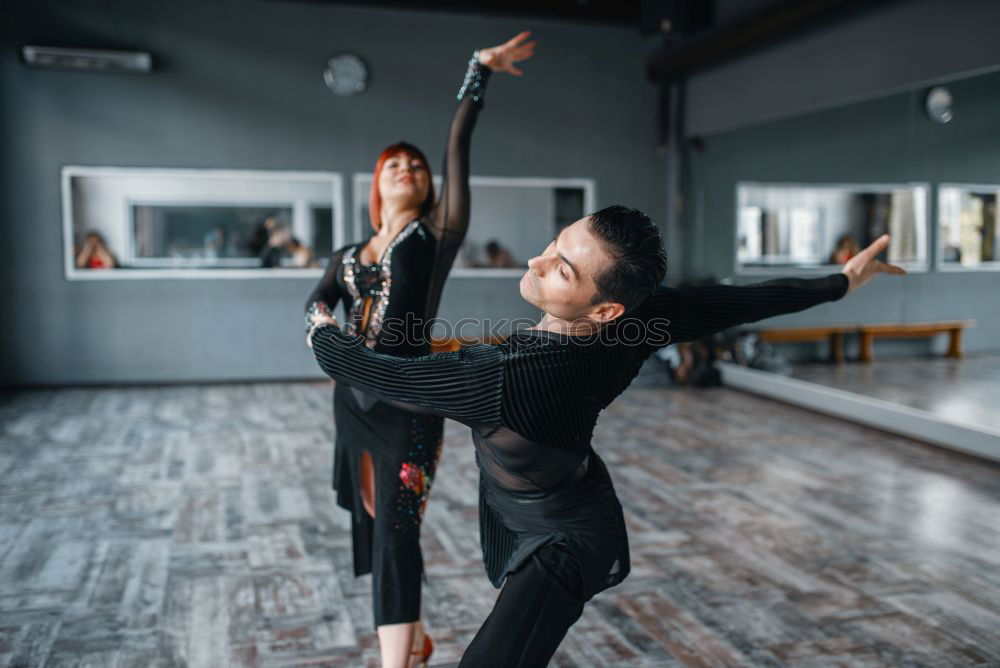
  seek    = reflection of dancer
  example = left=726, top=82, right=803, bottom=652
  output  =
left=259, top=217, right=291, bottom=267
left=829, top=233, right=860, bottom=265
left=308, top=209, right=904, bottom=665
left=75, top=231, right=118, bottom=269
left=304, top=32, right=534, bottom=667
left=287, top=237, right=317, bottom=268
left=485, top=239, right=518, bottom=267
left=204, top=225, right=232, bottom=259
left=259, top=217, right=318, bottom=268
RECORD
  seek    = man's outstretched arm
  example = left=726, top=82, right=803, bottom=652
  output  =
left=309, top=324, right=504, bottom=426
left=642, top=234, right=905, bottom=348
left=642, top=273, right=849, bottom=346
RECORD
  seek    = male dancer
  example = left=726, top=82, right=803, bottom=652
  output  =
left=307, top=205, right=904, bottom=666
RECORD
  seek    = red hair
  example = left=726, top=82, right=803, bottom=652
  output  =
left=369, top=142, right=435, bottom=232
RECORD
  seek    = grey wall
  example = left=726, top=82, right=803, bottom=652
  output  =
left=685, top=0, right=1000, bottom=137
left=0, top=0, right=664, bottom=385
left=682, top=68, right=1000, bottom=355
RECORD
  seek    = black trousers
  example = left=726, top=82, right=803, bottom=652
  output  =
left=459, top=543, right=585, bottom=667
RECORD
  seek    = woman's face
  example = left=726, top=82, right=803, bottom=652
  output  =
left=377, top=151, right=430, bottom=211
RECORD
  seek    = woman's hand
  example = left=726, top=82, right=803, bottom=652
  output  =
left=477, top=31, right=536, bottom=76
left=306, top=311, right=338, bottom=349
left=841, top=234, right=907, bottom=296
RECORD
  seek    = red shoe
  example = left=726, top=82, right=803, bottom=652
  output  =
left=411, top=634, right=433, bottom=667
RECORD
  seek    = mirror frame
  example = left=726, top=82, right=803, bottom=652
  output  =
left=352, top=173, right=596, bottom=278
left=62, top=166, right=344, bottom=280
left=733, top=181, right=931, bottom=276
left=936, top=183, right=1000, bottom=272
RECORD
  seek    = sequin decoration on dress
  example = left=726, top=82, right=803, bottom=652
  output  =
left=397, top=462, right=432, bottom=528
left=341, top=248, right=362, bottom=338
left=399, top=462, right=428, bottom=497
left=304, top=300, right=332, bottom=333
left=367, top=220, right=423, bottom=348
left=457, top=54, right=489, bottom=103
left=392, top=415, right=443, bottom=529
left=342, top=220, right=423, bottom=349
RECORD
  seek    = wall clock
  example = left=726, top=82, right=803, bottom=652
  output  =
left=324, top=53, right=367, bottom=97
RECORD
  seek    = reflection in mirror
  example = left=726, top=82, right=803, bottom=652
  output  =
left=939, top=185, right=1000, bottom=268
left=130, top=205, right=294, bottom=267
left=64, top=167, right=342, bottom=278
left=353, top=175, right=594, bottom=273
left=736, top=183, right=928, bottom=271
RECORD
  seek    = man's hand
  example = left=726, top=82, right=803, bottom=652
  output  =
left=306, top=312, right=338, bottom=349
left=477, top=31, right=536, bottom=76
left=841, top=234, right=906, bottom=296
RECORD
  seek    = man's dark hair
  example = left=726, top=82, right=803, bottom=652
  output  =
left=587, top=205, right=667, bottom=314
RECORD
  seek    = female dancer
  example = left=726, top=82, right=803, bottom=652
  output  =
left=305, top=33, right=535, bottom=667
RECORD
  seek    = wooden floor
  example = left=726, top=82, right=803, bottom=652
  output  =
left=1, top=382, right=999, bottom=667
left=789, top=353, right=1000, bottom=433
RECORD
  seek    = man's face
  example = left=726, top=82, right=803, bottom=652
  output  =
left=519, top=217, right=622, bottom=323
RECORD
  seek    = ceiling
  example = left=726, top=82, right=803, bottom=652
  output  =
left=280, top=0, right=645, bottom=26
left=272, top=0, right=885, bottom=80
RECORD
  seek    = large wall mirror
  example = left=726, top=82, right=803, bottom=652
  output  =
left=353, top=174, right=595, bottom=276
left=736, top=182, right=929, bottom=273
left=938, top=184, right=1000, bottom=270
left=63, top=167, right=343, bottom=279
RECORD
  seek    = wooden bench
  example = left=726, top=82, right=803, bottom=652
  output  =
left=857, top=320, right=975, bottom=363
left=756, top=325, right=855, bottom=364
left=756, top=320, right=976, bottom=363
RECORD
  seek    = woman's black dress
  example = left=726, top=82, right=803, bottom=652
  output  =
left=305, top=56, right=490, bottom=627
